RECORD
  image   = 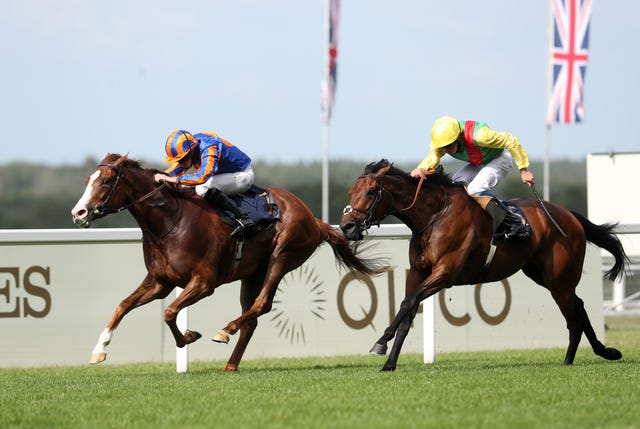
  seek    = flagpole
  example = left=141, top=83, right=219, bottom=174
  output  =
left=321, top=0, right=330, bottom=222
left=322, top=123, right=329, bottom=222
left=543, top=0, right=554, bottom=201
left=322, top=0, right=337, bottom=222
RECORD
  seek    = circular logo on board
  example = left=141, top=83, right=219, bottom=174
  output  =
left=269, top=264, right=326, bottom=344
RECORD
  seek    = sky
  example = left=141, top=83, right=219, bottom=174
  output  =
left=2, top=0, right=639, bottom=168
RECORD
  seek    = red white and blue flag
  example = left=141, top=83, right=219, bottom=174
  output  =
left=321, top=0, right=340, bottom=125
left=547, top=0, right=592, bottom=124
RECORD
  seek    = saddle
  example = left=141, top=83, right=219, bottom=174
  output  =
left=221, top=185, right=281, bottom=238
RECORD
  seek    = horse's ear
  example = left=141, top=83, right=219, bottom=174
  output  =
left=115, top=153, right=129, bottom=165
left=377, top=164, right=392, bottom=176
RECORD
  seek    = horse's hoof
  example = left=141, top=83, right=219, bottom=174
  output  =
left=212, top=330, right=230, bottom=344
left=223, top=363, right=238, bottom=372
left=370, top=343, right=387, bottom=355
left=184, top=330, right=202, bottom=344
left=89, top=352, right=106, bottom=364
left=601, top=347, right=622, bottom=361
left=380, top=365, right=396, bottom=372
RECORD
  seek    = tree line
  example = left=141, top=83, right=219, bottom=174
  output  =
left=0, top=157, right=587, bottom=229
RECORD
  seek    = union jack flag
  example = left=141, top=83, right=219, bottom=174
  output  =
left=547, top=0, right=592, bottom=124
left=321, top=0, right=340, bottom=125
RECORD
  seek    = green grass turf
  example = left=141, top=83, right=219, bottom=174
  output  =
left=0, top=316, right=638, bottom=429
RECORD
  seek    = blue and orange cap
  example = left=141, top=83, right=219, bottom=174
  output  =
left=164, top=130, right=198, bottom=163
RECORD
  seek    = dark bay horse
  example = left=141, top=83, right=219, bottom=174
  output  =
left=339, top=159, right=628, bottom=371
left=71, top=153, right=386, bottom=371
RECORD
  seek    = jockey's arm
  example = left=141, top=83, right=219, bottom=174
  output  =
left=411, top=147, right=445, bottom=177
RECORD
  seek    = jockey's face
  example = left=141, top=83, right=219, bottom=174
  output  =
left=444, top=140, right=459, bottom=155
left=178, top=152, right=194, bottom=169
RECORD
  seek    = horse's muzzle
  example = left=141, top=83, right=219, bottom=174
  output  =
left=71, top=206, right=94, bottom=228
left=339, top=220, right=364, bottom=241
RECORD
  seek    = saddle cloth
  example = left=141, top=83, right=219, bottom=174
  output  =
left=223, top=185, right=281, bottom=236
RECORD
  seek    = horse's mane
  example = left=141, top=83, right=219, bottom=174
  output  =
left=364, top=159, right=463, bottom=188
left=102, top=153, right=195, bottom=198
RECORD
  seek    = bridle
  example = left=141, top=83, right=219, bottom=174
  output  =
left=342, top=172, right=454, bottom=237
left=342, top=174, right=425, bottom=234
left=92, top=163, right=167, bottom=216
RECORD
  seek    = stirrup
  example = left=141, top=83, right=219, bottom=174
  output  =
left=229, top=220, right=246, bottom=238
left=229, top=217, right=254, bottom=238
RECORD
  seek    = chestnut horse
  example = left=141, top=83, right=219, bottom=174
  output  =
left=71, top=153, right=386, bottom=371
left=340, top=159, right=628, bottom=371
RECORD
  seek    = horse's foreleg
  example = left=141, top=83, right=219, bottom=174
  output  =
left=371, top=281, right=443, bottom=359
left=370, top=268, right=426, bottom=355
left=90, top=275, right=171, bottom=364
left=377, top=283, right=441, bottom=371
left=370, top=293, right=418, bottom=356
left=89, top=328, right=113, bottom=364
left=164, top=279, right=211, bottom=348
left=381, top=302, right=421, bottom=371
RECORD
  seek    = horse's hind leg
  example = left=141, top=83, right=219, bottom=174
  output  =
left=222, top=275, right=264, bottom=372
left=575, top=296, right=622, bottom=361
left=552, top=290, right=621, bottom=364
left=549, top=285, right=584, bottom=365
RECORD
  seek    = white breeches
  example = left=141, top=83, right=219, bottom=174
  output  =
left=195, top=166, right=255, bottom=196
left=452, top=151, right=515, bottom=196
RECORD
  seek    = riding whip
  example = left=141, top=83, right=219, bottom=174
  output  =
left=531, top=184, right=566, bottom=238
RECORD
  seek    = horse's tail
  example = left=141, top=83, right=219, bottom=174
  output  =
left=318, top=219, right=389, bottom=276
left=570, top=210, right=629, bottom=281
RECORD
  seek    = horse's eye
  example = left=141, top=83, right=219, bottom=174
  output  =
left=366, top=189, right=378, bottom=199
left=101, top=178, right=111, bottom=185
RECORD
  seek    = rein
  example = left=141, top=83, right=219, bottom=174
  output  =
left=394, top=174, right=425, bottom=213
left=94, top=163, right=168, bottom=215
left=344, top=171, right=448, bottom=236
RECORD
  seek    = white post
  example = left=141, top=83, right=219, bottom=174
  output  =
left=176, top=288, right=189, bottom=373
left=612, top=274, right=626, bottom=312
left=544, top=125, right=551, bottom=200
left=422, top=296, right=435, bottom=364
left=321, top=0, right=331, bottom=223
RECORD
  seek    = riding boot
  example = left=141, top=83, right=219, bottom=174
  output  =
left=485, top=198, right=528, bottom=241
left=203, top=189, right=254, bottom=237
left=485, top=199, right=508, bottom=240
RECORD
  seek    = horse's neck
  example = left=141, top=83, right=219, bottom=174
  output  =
left=394, top=183, right=451, bottom=231
left=125, top=171, right=183, bottom=234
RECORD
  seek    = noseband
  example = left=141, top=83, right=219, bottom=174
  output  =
left=342, top=174, right=394, bottom=233
left=343, top=173, right=427, bottom=235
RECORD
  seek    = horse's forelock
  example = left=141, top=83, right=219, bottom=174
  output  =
left=364, top=159, right=392, bottom=175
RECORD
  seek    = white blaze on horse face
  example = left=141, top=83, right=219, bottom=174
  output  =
left=71, top=170, right=101, bottom=219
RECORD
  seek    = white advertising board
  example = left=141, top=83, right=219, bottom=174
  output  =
left=0, top=227, right=603, bottom=368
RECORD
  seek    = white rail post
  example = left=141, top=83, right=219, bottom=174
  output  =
left=612, top=274, right=626, bottom=312
left=423, top=296, right=435, bottom=364
left=176, top=287, right=189, bottom=373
